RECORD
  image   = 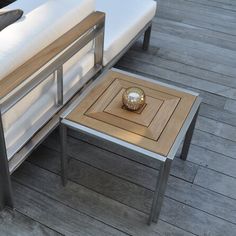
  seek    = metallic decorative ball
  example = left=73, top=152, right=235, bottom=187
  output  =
left=122, top=87, right=146, bottom=111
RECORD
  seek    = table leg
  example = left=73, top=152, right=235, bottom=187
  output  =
left=143, top=24, right=152, bottom=51
left=148, top=161, right=165, bottom=225
left=180, top=109, right=199, bottom=161
left=152, top=159, right=172, bottom=223
left=60, top=123, right=68, bottom=186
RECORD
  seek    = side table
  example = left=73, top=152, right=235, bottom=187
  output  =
left=60, top=68, right=201, bottom=225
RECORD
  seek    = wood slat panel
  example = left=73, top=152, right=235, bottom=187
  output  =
left=67, top=70, right=197, bottom=156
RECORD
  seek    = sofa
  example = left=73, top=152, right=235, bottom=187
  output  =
left=0, top=0, right=157, bottom=210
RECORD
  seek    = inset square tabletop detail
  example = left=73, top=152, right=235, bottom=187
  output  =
left=66, top=70, right=197, bottom=156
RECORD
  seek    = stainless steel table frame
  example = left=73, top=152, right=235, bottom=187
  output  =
left=59, top=69, right=201, bottom=225
left=60, top=108, right=200, bottom=225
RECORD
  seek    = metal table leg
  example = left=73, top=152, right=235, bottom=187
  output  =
left=180, top=108, right=199, bottom=161
left=60, top=123, right=68, bottom=186
left=152, top=159, right=172, bottom=224
left=148, top=161, right=165, bottom=225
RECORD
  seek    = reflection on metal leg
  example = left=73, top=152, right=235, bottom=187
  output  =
left=60, top=123, right=68, bottom=186
left=153, top=159, right=172, bottom=223
left=180, top=108, right=199, bottom=161
left=56, top=66, right=64, bottom=106
left=148, top=162, right=165, bottom=225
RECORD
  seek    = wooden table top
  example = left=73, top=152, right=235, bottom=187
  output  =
left=66, top=70, right=198, bottom=156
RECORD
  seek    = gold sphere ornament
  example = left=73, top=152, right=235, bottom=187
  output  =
left=122, top=87, right=146, bottom=111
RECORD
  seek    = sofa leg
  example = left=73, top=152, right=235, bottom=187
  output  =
left=0, top=116, right=14, bottom=211
left=142, top=25, right=152, bottom=51
left=0, top=168, right=14, bottom=211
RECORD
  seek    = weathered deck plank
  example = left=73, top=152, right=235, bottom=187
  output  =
left=199, top=103, right=236, bottom=127
left=157, top=4, right=236, bottom=35
left=0, top=209, right=62, bottom=236
left=43, top=132, right=198, bottom=183
left=13, top=162, right=195, bottom=236
left=194, top=167, right=236, bottom=199
left=183, top=0, right=236, bottom=11
left=224, top=99, right=236, bottom=113
left=37, top=144, right=236, bottom=223
left=192, top=130, right=236, bottom=160
left=196, top=116, right=236, bottom=142
left=12, top=181, right=127, bottom=236
left=119, top=56, right=236, bottom=100
left=152, top=18, right=236, bottom=50
left=26, top=146, right=236, bottom=232
left=160, top=0, right=236, bottom=20
left=187, top=145, right=236, bottom=178
left=118, top=62, right=227, bottom=111
left=125, top=49, right=236, bottom=88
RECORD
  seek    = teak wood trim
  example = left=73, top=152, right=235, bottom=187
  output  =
left=67, top=71, right=197, bottom=156
left=0, top=11, right=105, bottom=99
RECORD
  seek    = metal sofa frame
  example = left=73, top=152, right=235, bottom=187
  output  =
left=0, top=10, right=153, bottom=210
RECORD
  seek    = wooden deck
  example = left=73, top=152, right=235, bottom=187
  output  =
left=1, top=0, right=236, bottom=235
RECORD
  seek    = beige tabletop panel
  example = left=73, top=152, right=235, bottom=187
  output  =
left=67, top=70, right=197, bottom=156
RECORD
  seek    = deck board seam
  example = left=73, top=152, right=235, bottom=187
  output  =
left=117, top=62, right=232, bottom=96
left=193, top=181, right=236, bottom=202
left=123, top=54, right=236, bottom=93
left=178, top=0, right=236, bottom=13
left=17, top=160, right=236, bottom=230
left=159, top=0, right=236, bottom=14
left=128, top=49, right=236, bottom=80
left=42, top=138, right=201, bottom=184
left=157, top=3, right=236, bottom=21
left=33, top=145, right=236, bottom=215
left=143, top=49, right=236, bottom=78
left=7, top=207, right=65, bottom=236
left=12, top=177, right=131, bottom=236
left=166, top=195, right=236, bottom=226
left=194, top=128, right=236, bottom=148
left=156, top=15, right=236, bottom=37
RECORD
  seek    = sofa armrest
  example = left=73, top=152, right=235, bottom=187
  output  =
left=0, top=11, right=105, bottom=104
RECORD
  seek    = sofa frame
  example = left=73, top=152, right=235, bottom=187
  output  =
left=0, top=10, right=153, bottom=210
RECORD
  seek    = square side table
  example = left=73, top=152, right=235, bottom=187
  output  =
left=60, top=68, right=201, bottom=225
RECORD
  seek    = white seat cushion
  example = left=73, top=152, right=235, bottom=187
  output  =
left=96, top=0, right=156, bottom=66
left=0, top=0, right=95, bottom=79
left=3, top=0, right=47, bottom=15
left=0, top=0, right=96, bottom=158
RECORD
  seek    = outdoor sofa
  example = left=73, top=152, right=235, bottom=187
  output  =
left=0, top=0, right=157, bottom=210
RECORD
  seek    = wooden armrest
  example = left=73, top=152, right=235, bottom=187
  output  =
left=0, top=11, right=105, bottom=99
